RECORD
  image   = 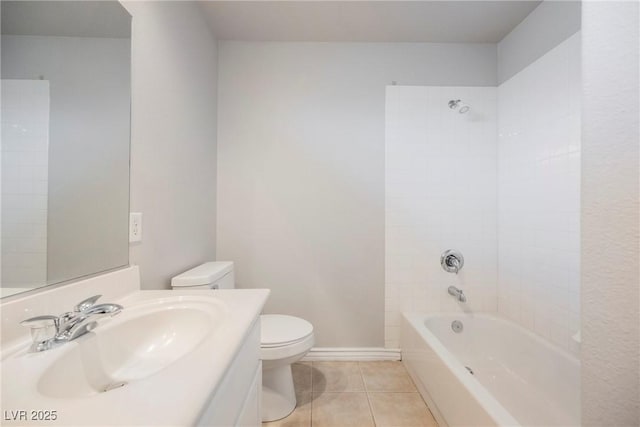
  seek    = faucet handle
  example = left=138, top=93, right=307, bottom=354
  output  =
left=20, top=315, right=59, bottom=328
left=441, top=249, right=464, bottom=274
left=74, top=295, right=102, bottom=312
left=21, top=315, right=60, bottom=347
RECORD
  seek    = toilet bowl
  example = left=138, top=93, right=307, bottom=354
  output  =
left=261, top=314, right=314, bottom=421
left=171, top=262, right=314, bottom=422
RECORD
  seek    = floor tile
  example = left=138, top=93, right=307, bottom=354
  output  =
left=292, top=362, right=312, bottom=396
left=262, top=392, right=311, bottom=427
left=264, top=360, right=438, bottom=427
left=368, top=392, right=438, bottom=427
left=311, top=392, right=375, bottom=427
left=312, top=361, right=365, bottom=392
left=359, top=361, right=417, bottom=392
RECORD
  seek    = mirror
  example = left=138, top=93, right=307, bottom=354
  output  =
left=1, top=1, right=131, bottom=298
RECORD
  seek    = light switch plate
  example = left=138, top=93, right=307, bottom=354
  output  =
left=129, top=212, right=142, bottom=243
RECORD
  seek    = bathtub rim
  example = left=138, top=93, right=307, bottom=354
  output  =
left=402, top=311, right=580, bottom=427
left=412, top=311, right=580, bottom=366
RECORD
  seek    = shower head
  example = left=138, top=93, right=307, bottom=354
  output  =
left=448, top=99, right=470, bottom=114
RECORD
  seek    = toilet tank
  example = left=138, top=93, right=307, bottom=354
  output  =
left=171, top=262, right=235, bottom=289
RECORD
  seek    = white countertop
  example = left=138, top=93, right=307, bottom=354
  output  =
left=1, top=289, right=270, bottom=426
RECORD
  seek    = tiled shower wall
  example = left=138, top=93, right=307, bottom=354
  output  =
left=1, top=80, right=49, bottom=289
left=497, top=33, right=581, bottom=355
left=385, top=86, right=498, bottom=348
left=385, top=33, right=580, bottom=353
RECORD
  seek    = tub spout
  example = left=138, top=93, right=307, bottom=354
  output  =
left=448, top=286, right=466, bottom=302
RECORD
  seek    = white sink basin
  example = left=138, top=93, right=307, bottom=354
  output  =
left=38, top=299, right=222, bottom=398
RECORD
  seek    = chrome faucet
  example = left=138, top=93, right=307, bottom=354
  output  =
left=448, top=286, right=467, bottom=303
left=21, top=295, right=123, bottom=352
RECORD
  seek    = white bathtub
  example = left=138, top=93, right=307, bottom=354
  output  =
left=401, top=313, right=580, bottom=427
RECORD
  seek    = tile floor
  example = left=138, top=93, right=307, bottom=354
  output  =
left=263, top=361, right=439, bottom=427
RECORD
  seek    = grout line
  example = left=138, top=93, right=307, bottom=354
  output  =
left=359, top=361, right=378, bottom=426
left=359, top=361, right=368, bottom=393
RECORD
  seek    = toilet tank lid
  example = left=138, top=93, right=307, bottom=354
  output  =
left=171, top=262, right=234, bottom=287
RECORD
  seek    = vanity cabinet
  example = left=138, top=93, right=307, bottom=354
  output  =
left=197, top=318, right=262, bottom=426
left=235, top=364, right=262, bottom=427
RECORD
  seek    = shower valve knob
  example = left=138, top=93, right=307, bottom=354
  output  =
left=441, top=249, right=464, bottom=274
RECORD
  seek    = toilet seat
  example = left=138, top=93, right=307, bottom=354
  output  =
left=260, top=315, right=314, bottom=361
left=261, top=314, right=313, bottom=347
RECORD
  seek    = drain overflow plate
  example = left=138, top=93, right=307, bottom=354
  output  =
left=451, top=320, right=464, bottom=333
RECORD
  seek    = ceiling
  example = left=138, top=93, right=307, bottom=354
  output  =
left=1, top=1, right=131, bottom=39
left=199, top=1, right=542, bottom=43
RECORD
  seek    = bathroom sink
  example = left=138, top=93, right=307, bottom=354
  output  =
left=37, top=297, right=226, bottom=398
left=1, top=287, right=270, bottom=426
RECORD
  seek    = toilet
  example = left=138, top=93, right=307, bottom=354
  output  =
left=171, top=262, right=314, bottom=422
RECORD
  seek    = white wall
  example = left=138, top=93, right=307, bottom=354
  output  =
left=385, top=86, right=498, bottom=348
left=1, top=80, right=49, bottom=289
left=217, top=42, right=496, bottom=347
left=581, top=1, right=639, bottom=424
left=1, top=35, right=130, bottom=285
left=122, top=1, right=218, bottom=290
left=497, top=33, right=581, bottom=356
left=497, top=0, right=581, bottom=84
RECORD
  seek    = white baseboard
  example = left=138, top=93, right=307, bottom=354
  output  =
left=301, top=347, right=401, bottom=362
